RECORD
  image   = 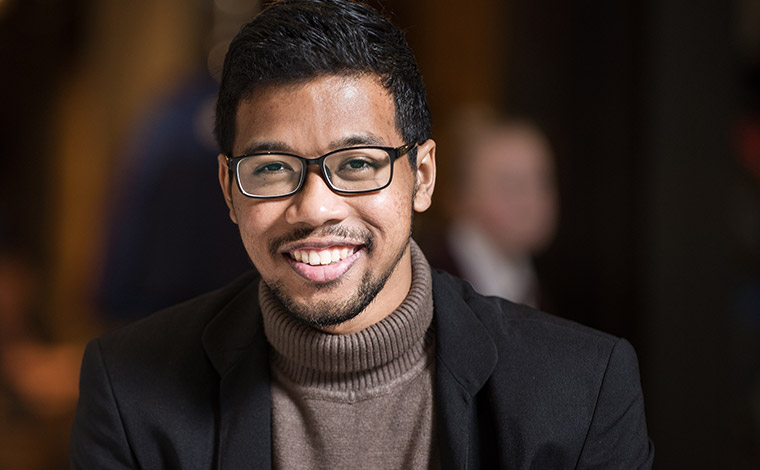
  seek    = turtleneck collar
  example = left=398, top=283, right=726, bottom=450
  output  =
left=259, top=240, right=434, bottom=393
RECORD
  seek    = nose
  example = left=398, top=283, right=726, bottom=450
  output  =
left=284, top=167, right=350, bottom=227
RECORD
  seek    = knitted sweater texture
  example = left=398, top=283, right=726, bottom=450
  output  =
left=260, top=242, right=439, bottom=469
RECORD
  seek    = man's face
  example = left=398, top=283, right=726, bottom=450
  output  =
left=218, top=75, right=436, bottom=334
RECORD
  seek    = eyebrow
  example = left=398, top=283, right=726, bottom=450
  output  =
left=330, top=133, right=387, bottom=149
left=237, top=132, right=389, bottom=157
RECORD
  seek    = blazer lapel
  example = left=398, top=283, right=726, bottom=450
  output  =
left=432, top=270, right=499, bottom=470
left=202, top=276, right=272, bottom=469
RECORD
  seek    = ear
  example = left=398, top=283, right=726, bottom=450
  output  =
left=218, top=154, right=239, bottom=224
left=413, top=139, right=436, bottom=213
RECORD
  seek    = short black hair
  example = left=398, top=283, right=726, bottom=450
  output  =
left=214, top=0, right=431, bottom=164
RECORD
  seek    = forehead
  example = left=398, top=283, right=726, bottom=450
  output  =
left=233, top=74, right=400, bottom=156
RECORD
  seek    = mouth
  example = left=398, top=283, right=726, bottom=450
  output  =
left=283, top=243, right=364, bottom=284
left=288, top=246, right=357, bottom=266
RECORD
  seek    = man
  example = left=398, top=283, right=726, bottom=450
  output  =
left=70, top=0, right=654, bottom=468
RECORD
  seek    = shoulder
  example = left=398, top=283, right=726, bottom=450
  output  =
left=76, top=270, right=263, bottom=433
left=101, top=271, right=259, bottom=342
left=432, top=268, right=617, bottom=346
left=431, top=269, right=652, bottom=466
left=72, top=272, right=261, bottom=468
left=431, top=268, right=637, bottom=389
left=91, top=270, right=262, bottom=374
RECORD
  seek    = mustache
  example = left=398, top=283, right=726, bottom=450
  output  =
left=268, top=225, right=375, bottom=257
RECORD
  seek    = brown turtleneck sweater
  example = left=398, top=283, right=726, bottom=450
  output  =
left=260, top=242, right=439, bottom=469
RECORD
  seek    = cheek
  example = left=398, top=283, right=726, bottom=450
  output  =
left=235, top=200, right=283, bottom=243
left=234, top=205, right=286, bottom=272
left=356, top=190, right=413, bottom=236
left=369, top=190, right=405, bottom=214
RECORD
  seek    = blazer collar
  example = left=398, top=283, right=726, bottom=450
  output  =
left=201, top=273, right=272, bottom=469
left=202, top=272, right=262, bottom=375
left=432, top=269, right=499, bottom=469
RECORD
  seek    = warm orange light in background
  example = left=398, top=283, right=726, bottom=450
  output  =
left=0, top=2, right=260, bottom=467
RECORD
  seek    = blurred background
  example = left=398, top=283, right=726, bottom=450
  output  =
left=0, top=0, right=758, bottom=467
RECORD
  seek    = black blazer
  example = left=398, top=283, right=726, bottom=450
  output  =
left=70, top=269, right=654, bottom=469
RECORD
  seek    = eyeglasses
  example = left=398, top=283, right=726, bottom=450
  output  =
left=226, top=143, right=416, bottom=198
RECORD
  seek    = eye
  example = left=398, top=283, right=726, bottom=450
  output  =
left=253, top=161, right=294, bottom=175
left=325, top=149, right=390, bottom=184
left=336, top=155, right=382, bottom=173
left=342, top=158, right=375, bottom=171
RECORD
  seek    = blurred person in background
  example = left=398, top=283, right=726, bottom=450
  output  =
left=96, top=1, right=254, bottom=326
left=97, top=68, right=252, bottom=325
left=424, top=110, right=558, bottom=309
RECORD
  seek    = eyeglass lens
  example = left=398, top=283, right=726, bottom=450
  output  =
left=236, top=148, right=393, bottom=197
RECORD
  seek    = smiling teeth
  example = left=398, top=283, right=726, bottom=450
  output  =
left=291, top=247, right=355, bottom=266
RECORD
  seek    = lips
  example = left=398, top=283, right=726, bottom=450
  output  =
left=285, top=245, right=362, bottom=283
left=274, top=226, right=373, bottom=284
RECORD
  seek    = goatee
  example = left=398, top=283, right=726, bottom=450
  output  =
left=267, top=237, right=410, bottom=329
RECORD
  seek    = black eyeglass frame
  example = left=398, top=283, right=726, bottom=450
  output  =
left=225, top=142, right=417, bottom=199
